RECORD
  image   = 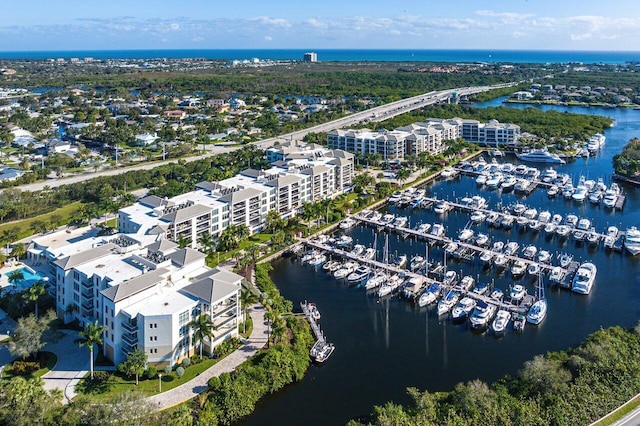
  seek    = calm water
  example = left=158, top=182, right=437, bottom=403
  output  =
left=1, top=49, right=640, bottom=64
left=243, top=101, right=640, bottom=426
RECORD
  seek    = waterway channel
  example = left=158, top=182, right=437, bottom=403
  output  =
left=242, top=98, right=640, bottom=426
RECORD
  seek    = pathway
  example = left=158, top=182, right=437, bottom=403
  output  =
left=146, top=303, right=268, bottom=411
left=40, top=329, right=89, bottom=403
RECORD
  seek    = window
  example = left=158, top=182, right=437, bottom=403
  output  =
left=149, top=336, right=157, bottom=342
left=179, top=310, right=189, bottom=325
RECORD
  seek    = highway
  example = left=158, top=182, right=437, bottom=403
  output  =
left=7, top=82, right=517, bottom=193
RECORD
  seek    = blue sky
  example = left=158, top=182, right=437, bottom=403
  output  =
left=1, top=0, right=639, bottom=51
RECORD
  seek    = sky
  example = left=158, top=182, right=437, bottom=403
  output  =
left=1, top=0, right=640, bottom=51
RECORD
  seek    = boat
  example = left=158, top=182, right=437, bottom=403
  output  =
left=307, top=253, right=327, bottom=266
left=440, top=167, right=457, bottom=179
left=558, top=252, right=573, bottom=268
left=604, top=226, right=619, bottom=249
left=451, top=297, right=477, bottom=322
left=625, top=227, right=640, bottom=255
left=572, top=185, right=588, bottom=203
left=565, top=214, right=578, bottom=227
left=511, top=260, right=526, bottom=277
left=416, top=223, right=432, bottom=234
left=479, top=250, right=494, bottom=264
left=528, top=220, right=544, bottom=232
left=437, top=290, right=460, bottom=316
left=301, top=249, right=319, bottom=263
left=527, top=262, right=541, bottom=276
left=363, top=247, right=376, bottom=260
left=500, top=215, right=515, bottom=229
left=523, top=208, right=538, bottom=220
left=516, top=149, right=566, bottom=164
left=429, top=223, right=446, bottom=238
left=577, top=218, right=591, bottom=231
left=490, top=149, right=504, bottom=157
left=549, top=266, right=564, bottom=283
left=514, top=179, right=532, bottom=193
left=512, top=203, right=526, bottom=215
left=586, top=231, right=599, bottom=245
left=547, top=185, right=559, bottom=198
left=524, top=167, right=541, bottom=180
left=514, top=164, right=528, bottom=176
left=402, top=276, right=424, bottom=299
left=486, top=290, right=503, bottom=305
left=369, top=211, right=383, bottom=222
left=588, top=191, right=603, bottom=204
left=313, top=342, right=335, bottom=363
left=485, top=173, right=504, bottom=189
left=334, top=235, right=353, bottom=247
left=544, top=222, right=557, bottom=234
left=572, top=262, right=597, bottom=294
left=339, top=218, right=357, bottom=230
left=494, top=254, right=508, bottom=269
left=456, top=275, right=475, bottom=292
left=541, top=168, right=558, bottom=183
left=504, top=241, right=520, bottom=256
left=333, top=262, right=358, bottom=279
left=443, top=270, right=458, bottom=287
left=433, top=201, right=451, bottom=215
left=444, top=241, right=458, bottom=256
left=392, top=216, right=408, bottom=228
left=491, top=310, right=511, bottom=334
left=418, top=283, right=441, bottom=307
left=552, top=214, right=563, bottom=225
left=491, top=241, right=505, bottom=253
left=469, top=301, right=497, bottom=330
left=537, top=250, right=551, bottom=263
left=378, top=274, right=402, bottom=297
left=347, top=265, right=372, bottom=284
left=562, top=183, right=575, bottom=199
left=381, top=213, right=395, bottom=224
left=350, top=244, right=366, bottom=257
left=457, top=228, right=475, bottom=242
left=392, top=254, right=408, bottom=268
left=476, top=172, right=489, bottom=186
left=409, top=255, right=426, bottom=271
left=522, top=245, right=537, bottom=259
left=472, top=282, right=489, bottom=295
left=509, top=284, right=527, bottom=303
left=501, top=175, right=517, bottom=190
left=555, top=225, right=571, bottom=238
left=538, top=211, right=551, bottom=224
left=513, top=314, right=526, bottom=332
left=475, top=233, right=489, bottom=247
left=365, top=270, right=388, bottom=290
left=323, top=260, right=339, bottom=272
left=470, top=210, right=486, bottom=223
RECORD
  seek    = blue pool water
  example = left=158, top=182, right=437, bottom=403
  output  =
left=7, top=268, right=48, bottom=291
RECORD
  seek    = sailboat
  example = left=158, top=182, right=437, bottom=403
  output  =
left=377, top=234, right=397, bottom=297
left=526, top=272, right=547, bottom=325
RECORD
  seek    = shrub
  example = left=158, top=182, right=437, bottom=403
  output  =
left=181, top=357, right=191, bottom=368
left=208, top=376, right=221, bottom=390
left=163, top=365, right=172, bottom=375
left=12, top=361, right=40, bottom=375
left=190, top=355, right=203, bottom=365
left=146, top=366, right=157, bottom=379
left=92, top=370, right=112, bottom=384
left=176, top=366, right=185, bottom=378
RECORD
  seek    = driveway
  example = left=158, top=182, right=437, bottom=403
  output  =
left=41, top=330, right=88, bottom=402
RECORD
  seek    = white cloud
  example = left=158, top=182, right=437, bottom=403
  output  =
left=264, top=35, right=272, bottom=41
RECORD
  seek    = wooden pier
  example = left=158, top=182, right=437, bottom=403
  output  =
left=300, top=301, right=325, bottom=344
left=559, top=261, right=580, bottom=289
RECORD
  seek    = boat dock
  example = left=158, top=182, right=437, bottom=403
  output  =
left=615, top=194, right=626, bottom=210
left=559, top=261, right=580, bottom=289
left=300, top=301, right=325, bottom=344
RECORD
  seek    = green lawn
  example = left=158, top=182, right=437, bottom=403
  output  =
left=2, top=351, right=57, bottom=380
left=0, top=201, right=83, bottom=241
left=75, top=357, right=221, bottom=402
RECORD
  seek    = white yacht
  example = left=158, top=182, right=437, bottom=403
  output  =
left=625, top=227, right=640, bottom=255
left=409, top=255, right=426, bottom=271
left=491, top=310, right=511, bottom=334
left=511, top=260, right=527, bottom=277
left=516, top=149, right=565, bottom=164
left=504, top=241, right=520, bottom=256
left=475, top=233, right=489, bottom=247
left=509, top=284, right=527, bottom=303
left=457, top=228, right=475, bottom=242
left=603, top=226, right=619, bottom=250
left=501, top=175, right=517, bottom=190
left=440, top=167, right=457, bottom=179
left=480, top=249, right=494, bottom=264
left=437, top=290, right=459, bottom=316
left=307, top=253, right=327, bottom=266
left=347, top=265, right=372, bottom=284
left=429, top=223, right=446, bottom=238
left=469, top=301, right=497, bottom=330
left=476, top=172, right=489, bottom=186
left=333, top=262, right=357, bottom=279
left=470, top=210, right=486, bottom=223
left=541, top=168, right=558, bottom=183
left=418, top=283, right=441, bottom=307
left=572, top=262, right=597, bottom=294
left=369, top=211, right=383, bottom=222
left=572, top=185, right=588, bottom=203
left=433, top=201, right=451, bottom=215
left=363, top=247, right=376, bottom=260
left=392, top=216, right=408, bottom=228
left=547, top=185, right=559, bottom=198
left=365, top=270, right=388, bottom=290
left=549, top=266, right=564, bottom=283
left=522, top=245, right=537, bottom=259
left=603, top=183, right=621, bottom=208
left=339, top=218, right=357, bottom=230
left=527, top=299, right=547, bottom=324
left=416, top=223, right=432, bottom=234
left=451, top=297, right=477, bottom=322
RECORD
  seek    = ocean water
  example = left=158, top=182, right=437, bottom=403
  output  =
left=1, top=49, right=639, bottom=64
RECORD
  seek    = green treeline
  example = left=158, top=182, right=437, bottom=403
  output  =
left=613, top=138, right=640, bottom=178
left=351, top=325, right=640, bottom=426
left=377, top=104, right=612, bottom=141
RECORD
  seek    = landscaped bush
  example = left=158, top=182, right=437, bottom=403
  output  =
left=215, top=338, right=241, bottom=358
left=176, top=367, right=185, bottom=378
left=190, top=355, right=203, bottom=365
left=92, top=370, right=112, bottom=384
left=146, top=366, right=157, bottom=379
left=181, top=358, right=191, bottom=368
left=163, top=365, right=172, bottom=375
left=12, top=361, right=40, bottom=375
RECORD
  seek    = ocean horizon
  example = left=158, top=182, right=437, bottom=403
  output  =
left=1, top=49, right=639, bottom=64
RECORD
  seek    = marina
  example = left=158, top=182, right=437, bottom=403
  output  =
left=244, top=98, right=640, bottom=426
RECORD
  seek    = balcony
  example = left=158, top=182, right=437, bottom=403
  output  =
left=81, top=279, right=93, bottom=290
left=121, top=320, right=137, bottom=334
left=212, top=301, right=237, bottom=317
left=121, top=331, right=138, bottom=346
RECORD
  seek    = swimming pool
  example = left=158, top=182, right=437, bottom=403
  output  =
left=5, top=267, right=49, bottom=291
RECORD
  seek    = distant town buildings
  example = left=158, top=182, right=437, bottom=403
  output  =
left=303, top=52, right=318, bottom=63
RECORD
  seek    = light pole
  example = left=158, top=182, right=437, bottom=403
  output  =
left=158, top=373, right=162, bottom=392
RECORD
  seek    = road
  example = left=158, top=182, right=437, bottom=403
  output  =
left=7, top=82, right=517, bottom=193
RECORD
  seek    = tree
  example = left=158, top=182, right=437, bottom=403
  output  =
left=7, top=270, right=24, bottom=286
left=77, top=320, right=108, bottom=380
left=0, top=377, right=63, bottom=426
left=197, top=232, right=215, bottom=256
left=8, top=310, right=56, bottom=361
left=395, top=168, right=411, bottom=185
left=240, top=289, right=258, bottom=334
left=118, top=348, right=148, bottom=386
left=190, top=313, right=217, bottom=358
left=177, top=234, right=190, bottom=249
left=245, top=243, right=261, bottom=265
left=10, top=243, right=26, bottom=260
left=265, top=209, right=285, bottom=233
left=22, top=281, right=47, bottom=319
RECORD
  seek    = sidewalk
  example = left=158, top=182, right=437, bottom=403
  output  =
left=41, top=329, right=89, bottom=403
left=146, top=303, right=268, bottom=411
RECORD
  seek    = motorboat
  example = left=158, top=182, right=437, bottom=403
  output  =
left=576, top=218, right=591, bottom=231
left=489, top=288, right=504, bottom=302
left=522, top=245, right=537, bottom=259
left=491, top=241, right=505, bottom=253
left=451, top=297, right=477, bottom=322
left=369, top=211, right=383, bottom=222
left=456, top=275, right=475, bottom=292
left=494, top=254, right=508, bottom=269
left=339, top=218, right=357, bottom=230
left=433, top=201, right=451, bottom=215
left=486, top=212, right=500, bottom=227
left=513, top=314, right=526, bottom=333
left=392, top=216, right=408, bottom=228
left=381, top=213, right=395, bottom=224
left=553, top=174, right=570, bottom=186
left=402, top=276, right=424, bottom=299
left=552, top=214, right=563, bottom=225
left=365, top=270, right=388, bottom=290
left=444, top=241, right=458, bottom=256
left=547, top=185, right=559, bottom=198
left=572, top=185, right=588, bottom=203
left=472, top=282, right=489, bottom=295
left=475, top=233, right=489, bottom=247
left=335, top=235, right=354, bottom=247
left=476, top=172, right=489, bottom=186
left=512, top=203, right=526, bottom=215
left=301, top=249, right=319, bottom=263
left=429, top=223, right=446, bottom=238
left=586, top=231, right=599, bottom=245
left=347, top=265, right=372, bottom=284
left=501, top=175, right=517, bottom=190
left=511, top=260, right=527, bottom=277
left=565, top=214, right=578, bottom=227
left=527, top=263, right=541, bottom=276
left=469, top=195, right=488, bottom=210
left=437, top=290, right=460, bottom=316
left=603, top=183, right=621, bottom=208
left=500, top=215, right=515, bottom=229
left=625, top=227, right=640, bottom=255
left=516, top=149, right=565, bottom=164
left=308, top=303, right=321, bottom=321
left=480, top=250, right=494, bottom=264
left=416, top=223, right=432, bottom=234
left=524, top=167, right=541, bottom=180
left=514, top=164, right=528, bottom=176
left=558, top=252, right=573, bottom=268
left=307, top=253, right=328, bottom=266
left=549, top=266, right=564, bottom=283
left=538, top=211, right=551, bottom=224
left=312, top=342, right=335, bottom=363
left=527, top=299, right=547, bottom=324
left=392, top=254, right=408, bottom=268
left=418, top=283, right=441, bottom=307
left=571, top=262, right=597, bottom=294
left=501, top=162, right=515, bottom=173
left=514, top=179, right=532, bottom=193
left=537, top=250, right=552, bottom=263
left=544, top=222, right=557, bottom=234
left=491, top=310, right=511, bottom=334
left=363, top=247, right=376, bottom=260
left=504, top=241, right=520, bottom=256
left=378, top=274, right=402, bottom=297
left=528, top=220, right=544, bottom=232
left=603, top=226, right=619, bottom=249
left=562, top=183, right=575, bottom=199
left=323, top=260, right=340, bottom=272
left=485, top=173, right=504, bottom=189
left=457, top=228, right=475, bottom=242
left=469, top=301, right=497, bottom=330
left=350, top=244, right=366, bottom=257
left=333, top=262, right=358, bottom=279
left=409, top=255, right=426, bottom=271
left=588, top=191, right=603, bottom=204
left=470, top=210, right=486, bottom=223
left=440, top=167, right=457, bottom=179
left=443, top=270, right=458, bottom=287
left=541, top=168, right=558, bottom=183
left=523, top=208, right=538, bottom=220
left=555, top=225, right=571, bottom=238
left=509, top=284, right=527, bottom=303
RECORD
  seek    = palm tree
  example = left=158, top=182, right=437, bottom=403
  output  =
left=7, top=270, right=24, bottom=286
left=22, top=281, right=47, bottom=319
left=77, top=320, right=107, bottom=380
left=10, top=243, right=26, bottom=260
left=197, top=232, right=215, bottom=256
left=240, top=289, right=258, bottom=334
left=189, top=313, right=217, bottom=358
left=177, top=234, right=190, bottom=249
left=245, top=243, right=261, bottom=265
left=395, top=168, right=411, bottom=186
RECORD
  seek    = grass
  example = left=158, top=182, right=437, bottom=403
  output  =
left=240, top=317, right=253, bottom=339
left=207, top=233, right=274, bottom=267
left=591, top=394, right=640, bottom=426
left=0, top=201, right=83, bottom=241
left=2, top=351, right=57, bottom=379
left=75, top=356, right=221, bottom=402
